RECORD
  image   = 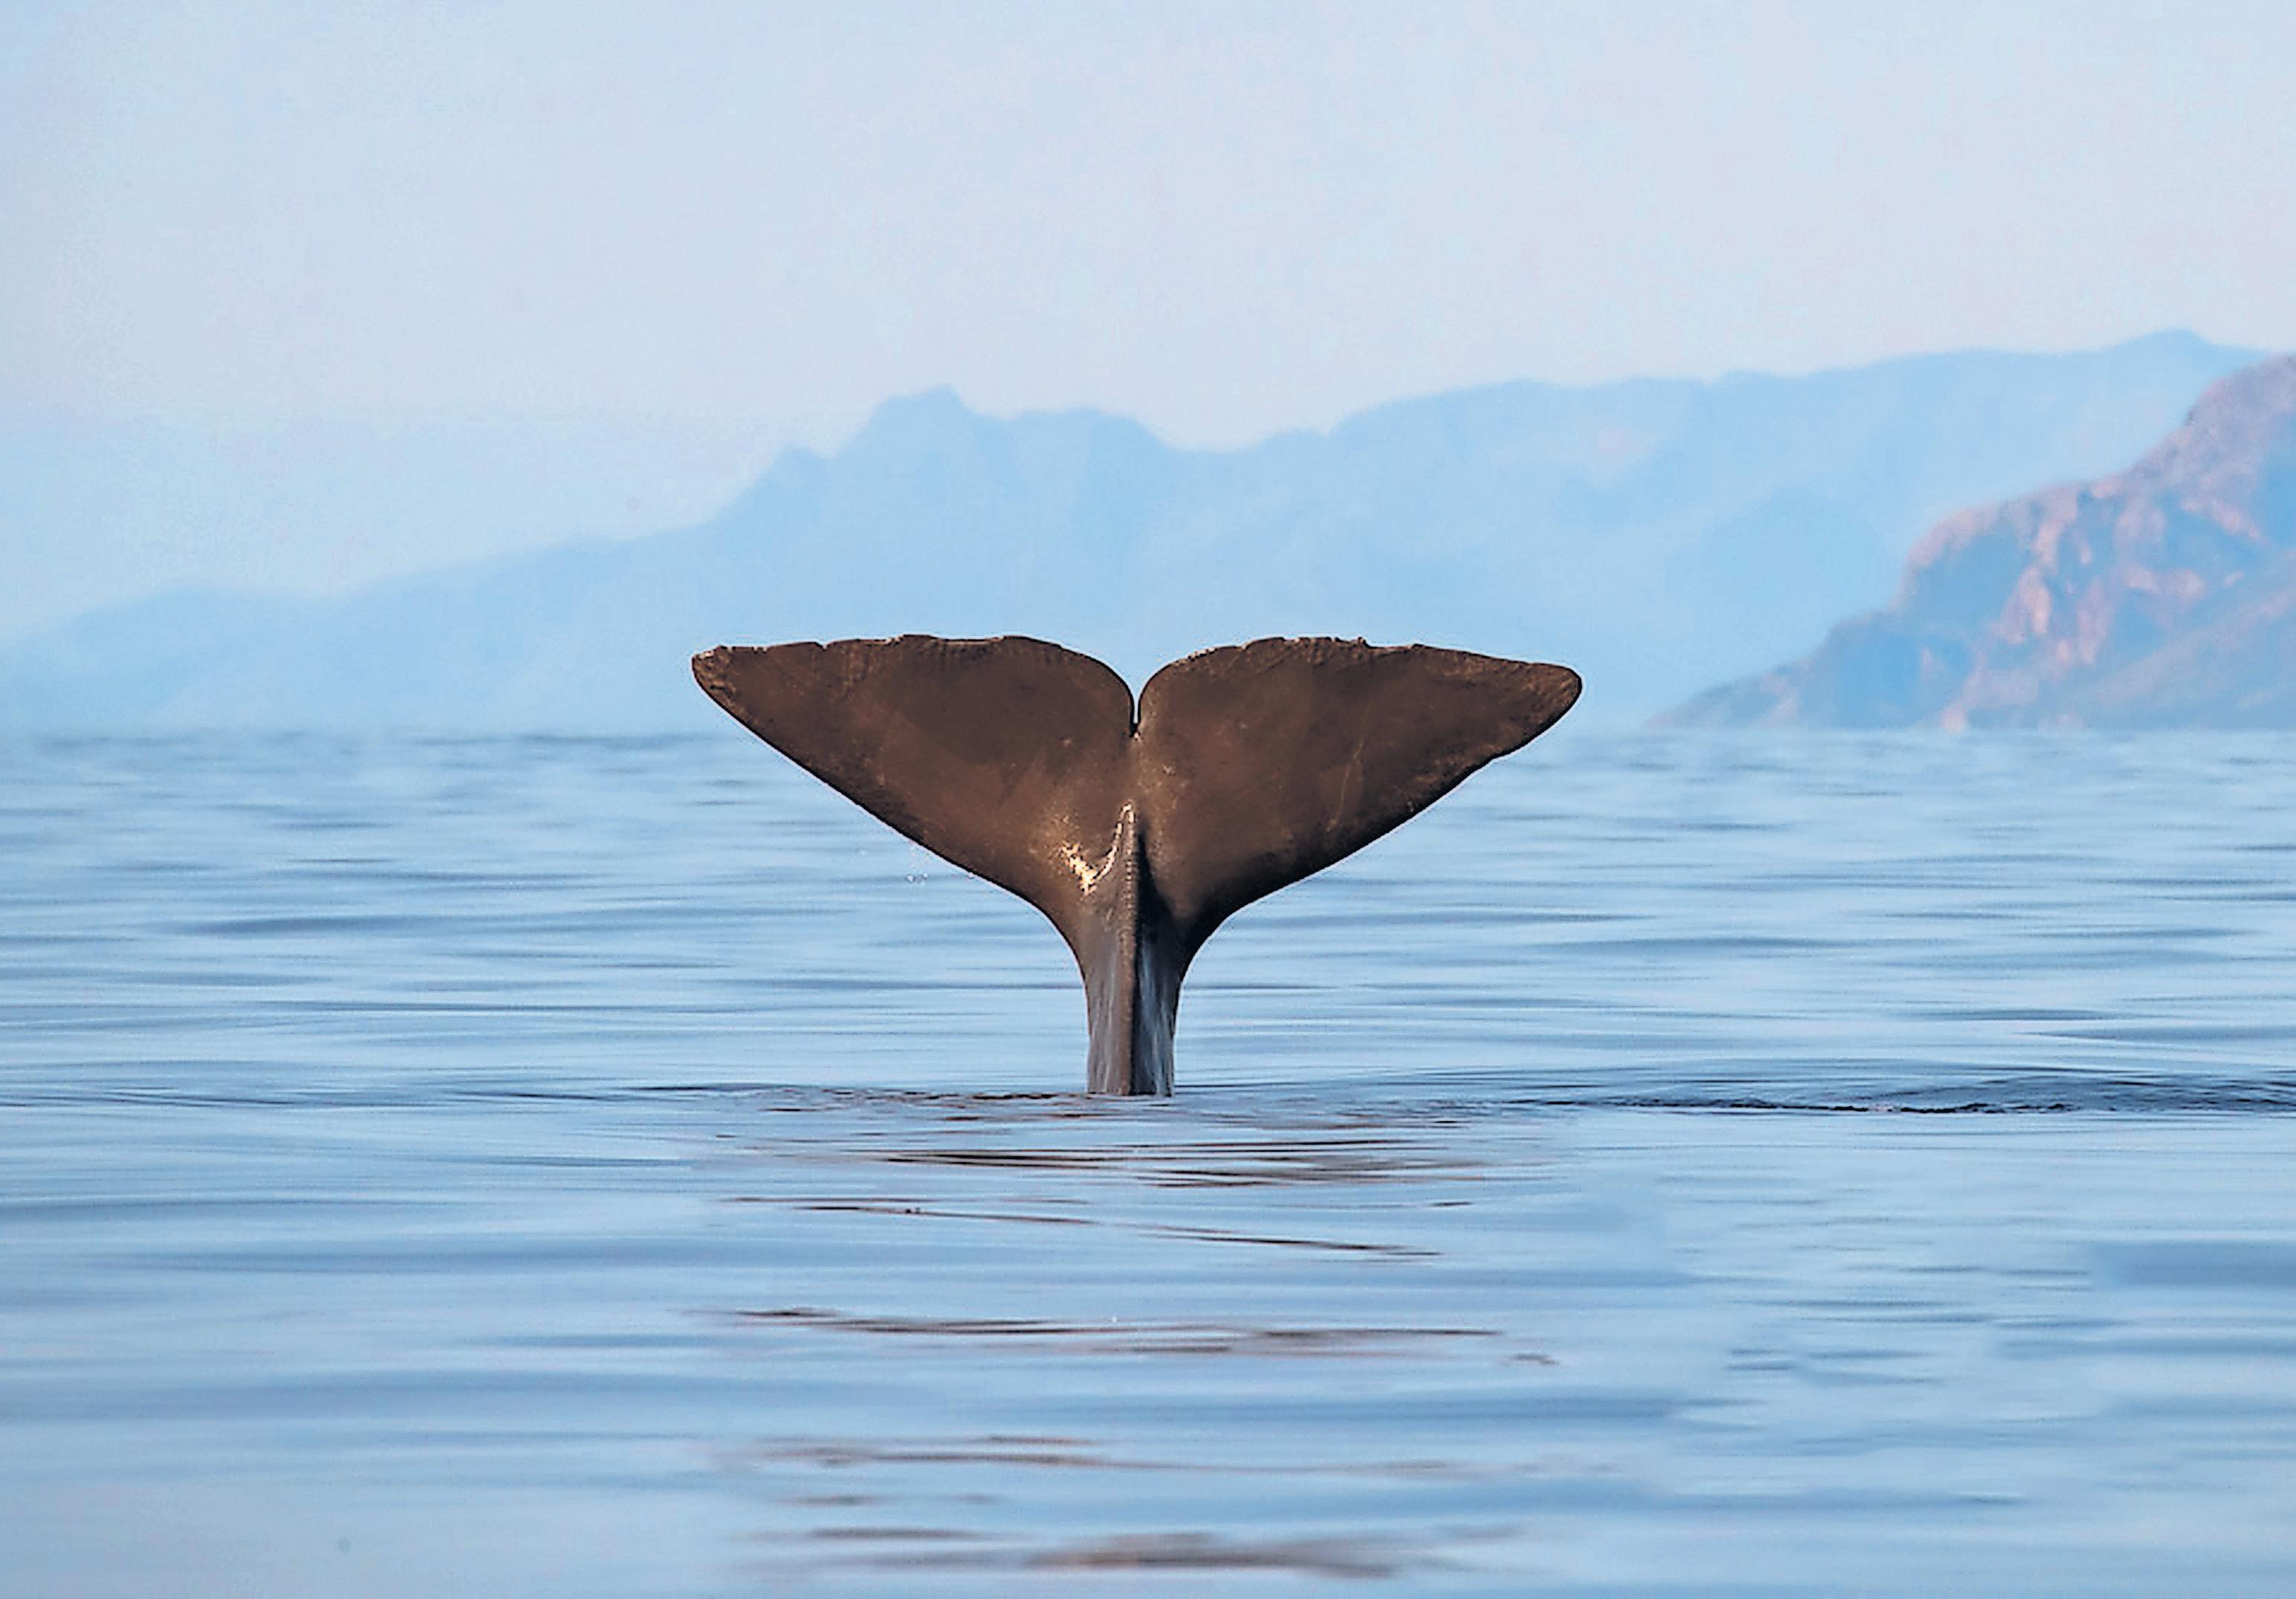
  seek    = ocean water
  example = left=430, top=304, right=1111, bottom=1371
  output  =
left=5, top=731, right=2296, bottom=1595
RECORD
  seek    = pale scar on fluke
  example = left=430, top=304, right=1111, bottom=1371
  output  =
left=693, top=635, right=1581, bottom=1094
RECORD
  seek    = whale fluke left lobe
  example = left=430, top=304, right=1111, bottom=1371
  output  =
left=692, top=637, right=1133, bottom=952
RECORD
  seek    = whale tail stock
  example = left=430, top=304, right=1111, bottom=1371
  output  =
left=692, top=636, right=1581, bottom=1094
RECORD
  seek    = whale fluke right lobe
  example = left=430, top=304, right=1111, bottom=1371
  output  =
left=1132, top=638, right=1581, bottom=941
left=694, top=635, right=1580, bottom=1093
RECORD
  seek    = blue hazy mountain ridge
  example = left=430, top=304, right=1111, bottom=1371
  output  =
left=1669, top=352, right=2296, bottom=727
left=0, top=331, right=2257, bottom=730
left=0, top=413, right=769, bottom=644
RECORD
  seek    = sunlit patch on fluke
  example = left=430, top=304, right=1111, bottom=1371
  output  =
left=693, top=636, right=1580, bottom=1095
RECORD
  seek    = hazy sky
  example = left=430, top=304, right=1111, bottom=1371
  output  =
left=9, top=1, right=2296, bottom=448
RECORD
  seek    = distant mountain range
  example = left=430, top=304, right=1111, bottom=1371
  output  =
left=1670, top=354, right=2296, bottom=728
left=0, top=331, right=2258, bottom=730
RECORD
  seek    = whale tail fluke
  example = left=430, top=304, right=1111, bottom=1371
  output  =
left=694, top=636, right=1580, bottom=1094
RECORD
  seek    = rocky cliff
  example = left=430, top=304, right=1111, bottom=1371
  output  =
left=1670, top=356, right=2296, bottom=728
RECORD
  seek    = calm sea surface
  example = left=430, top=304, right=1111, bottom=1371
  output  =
left=6, top=732, right=2296, bottom=1594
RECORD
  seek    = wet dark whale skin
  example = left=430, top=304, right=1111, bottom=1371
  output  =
left=693, top=637, right=1580, bottom=1094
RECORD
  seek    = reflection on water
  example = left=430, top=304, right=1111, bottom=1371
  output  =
left=6, top=733, right=2296, bottom=1592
